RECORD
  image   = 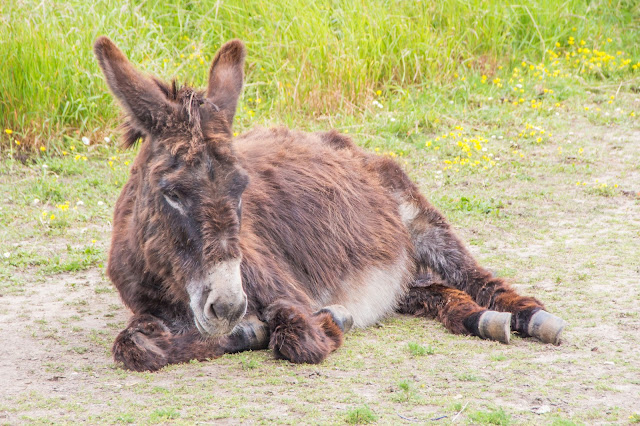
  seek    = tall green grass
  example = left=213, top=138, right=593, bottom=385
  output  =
left=1, top=0, right=638, bottom=149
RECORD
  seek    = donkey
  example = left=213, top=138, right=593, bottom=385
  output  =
left=94, top=36, right=565, bottom=372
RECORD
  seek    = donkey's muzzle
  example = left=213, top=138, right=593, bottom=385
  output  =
left=187, top=258, right=247, bottom=337
left=203, top=292, right=247, bottom=326
left=192, top=290, right=247, bottom=337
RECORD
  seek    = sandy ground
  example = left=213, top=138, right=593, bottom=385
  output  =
left=1, top=121, right=639, bottom=424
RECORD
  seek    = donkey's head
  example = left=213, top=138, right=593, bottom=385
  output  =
left=95, top=37, right=249, bottom=337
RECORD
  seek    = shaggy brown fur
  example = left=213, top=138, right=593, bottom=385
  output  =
left=95, top=36, right=561, bottom=372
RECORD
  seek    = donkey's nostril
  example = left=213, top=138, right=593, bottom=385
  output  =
left=204, top=298, right=237, bottom=321
left=204, top=298, right=221, bottom=320
left=205, top=296, right=247, bottom=322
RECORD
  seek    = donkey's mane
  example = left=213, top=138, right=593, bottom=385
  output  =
left=119, top=79, right=212, bottom=152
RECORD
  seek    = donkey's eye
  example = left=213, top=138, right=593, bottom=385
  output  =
left=164, top=191, right=180, bottom=202
left=162, top=191, right=185, bottom=214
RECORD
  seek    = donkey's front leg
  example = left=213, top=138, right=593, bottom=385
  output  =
left=112, top=314, right=269, bottom=372
left=265, top=301, right=350, bottom=364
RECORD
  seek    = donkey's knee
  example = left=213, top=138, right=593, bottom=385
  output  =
left=112, top=314, right=172, bottom=372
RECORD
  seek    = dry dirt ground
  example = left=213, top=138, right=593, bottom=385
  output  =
left=0, top=118, right=639, bottom=424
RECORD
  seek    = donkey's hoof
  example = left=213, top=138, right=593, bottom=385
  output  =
left=233, top=315, right=269, bottom=350
left=478, top=311, right=511, bottom=344
left=315, top=304, right=354, bottom=333
left=527, top=310, right=566, bottom=345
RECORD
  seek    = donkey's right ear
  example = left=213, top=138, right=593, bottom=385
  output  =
left=206, top=39, right=246, bottom=127
left=94, top=36, right=173, bottom=133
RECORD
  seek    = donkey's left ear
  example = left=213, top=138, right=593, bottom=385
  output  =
left=207, top=39, right=246, bottom=127
left=94, top=36, right=173, bottom=136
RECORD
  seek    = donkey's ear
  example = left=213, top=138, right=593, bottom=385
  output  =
left=94, top=36, right=172, bottom=134
left=206, top=39, right=246, bottom=127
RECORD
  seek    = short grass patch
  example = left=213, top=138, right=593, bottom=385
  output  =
left=148, top=407, right=180, bottom=422
left=345, top=405, right=377, bottom=424
left=407, top=341, right=435, bottom=356
left=467, top=407, right=511, bottom=425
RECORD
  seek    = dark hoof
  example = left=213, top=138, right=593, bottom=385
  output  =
left=233, top=315, right=270, bottom=350
left=477, top=311, right=511, bottom=344
left=315, top=304, right=354, bottom=333
left=527, top=310, right=566, bottom=345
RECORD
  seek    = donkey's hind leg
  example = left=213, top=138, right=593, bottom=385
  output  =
left=370, top=156, right=565, bottom=344
left=265, top=301, right=348, bottom=364
left=112, top=314, right=269, bottom=372
left=397, top=274, right=512, bottom=343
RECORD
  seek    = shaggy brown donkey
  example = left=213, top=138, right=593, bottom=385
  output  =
left=94, top=36, right=566, bottom=372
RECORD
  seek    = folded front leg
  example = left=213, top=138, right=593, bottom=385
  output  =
left=112, top=314, right=269, bottom=372
left=265, top=301, right=345, bottom=364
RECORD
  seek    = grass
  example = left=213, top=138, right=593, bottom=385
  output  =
left=468, top=407, right=511, bottom=425
left=148, top=407, right=181, bottom=422
left=345, top=405, right=377, bottom=424
left=1, top=0, right=640, bottom=150
left=1, top=1, right=640, bottom=425
left=407, top=341, right=435, bottom=356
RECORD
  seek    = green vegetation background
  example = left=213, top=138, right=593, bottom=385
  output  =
left=1, top=0, right=639, bottom=150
